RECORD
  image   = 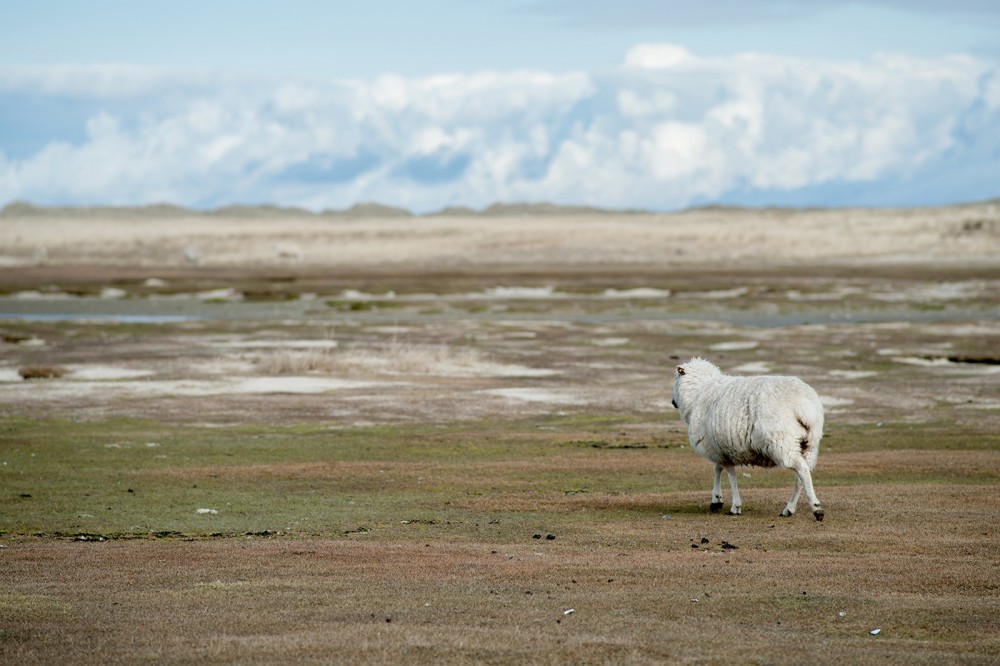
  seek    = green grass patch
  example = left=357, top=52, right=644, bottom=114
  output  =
left=0, top=415, right=679, bottom=539
left=2, top=415, right=997, bottom=542
left=826, top=422, right=1000, bottom=453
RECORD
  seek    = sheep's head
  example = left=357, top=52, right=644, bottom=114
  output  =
left=671, top=365, right=684, bottom=409
left=671, top=357, right=721, bottom=414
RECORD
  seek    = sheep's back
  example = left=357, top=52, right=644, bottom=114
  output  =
left=688, top=375, right=821, bottom=467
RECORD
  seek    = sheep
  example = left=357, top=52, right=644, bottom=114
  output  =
left=671, top=357, right=825, bottom=520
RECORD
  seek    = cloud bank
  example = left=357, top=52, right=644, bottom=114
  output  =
left=1, top=45, right=998, bottom=212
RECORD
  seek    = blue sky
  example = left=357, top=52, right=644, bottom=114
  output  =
left=2, top=1, right=998, bottom=211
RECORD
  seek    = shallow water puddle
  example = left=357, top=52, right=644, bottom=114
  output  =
left=479, top=387, right=586, bottom=405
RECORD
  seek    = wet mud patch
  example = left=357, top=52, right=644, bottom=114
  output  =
left=941, top=355, right=1000, bottom=365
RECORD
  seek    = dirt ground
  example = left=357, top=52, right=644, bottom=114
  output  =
left=1, top=205, right=999, bottom=664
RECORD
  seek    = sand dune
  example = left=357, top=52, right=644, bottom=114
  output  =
left=1, top=201, right=997, bottom=269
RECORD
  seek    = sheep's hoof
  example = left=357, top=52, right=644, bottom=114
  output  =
left=813, top=508, right=825, bottom=521
left=729, top=506, right=741, bottom=516
left=709, top=502, right=724, bottom=513
left=780, top=509, right=793, bottom=517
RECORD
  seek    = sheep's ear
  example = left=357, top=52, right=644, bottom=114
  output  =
left=676, top=365, right=685, bottom=376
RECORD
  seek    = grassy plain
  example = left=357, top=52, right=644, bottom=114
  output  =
left=2, top=205, right=999, bottom=663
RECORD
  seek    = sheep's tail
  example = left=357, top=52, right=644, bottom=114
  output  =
left=793, top=397, right=824, bottom=469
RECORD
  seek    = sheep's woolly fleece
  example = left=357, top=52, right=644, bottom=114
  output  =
left=672, top=357, right=825, bottom=519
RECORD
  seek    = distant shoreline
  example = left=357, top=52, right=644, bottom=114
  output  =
left=2, top=199, right=997, bottom=270
left=3, top=198, right=998, bottom=220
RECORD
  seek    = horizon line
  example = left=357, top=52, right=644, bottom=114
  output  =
left=3, top=196, right=998, bottom=219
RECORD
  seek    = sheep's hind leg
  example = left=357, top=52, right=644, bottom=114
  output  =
left=781, top=476, right=801, bottom=517
left=710, top=464, right=724, bottom=513
left=792, top=459, right=824, bottom=521
left=724, top=464, right=742, bottom=515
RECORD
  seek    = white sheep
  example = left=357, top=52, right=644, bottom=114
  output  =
left=671, top=357, right=825, bottom=520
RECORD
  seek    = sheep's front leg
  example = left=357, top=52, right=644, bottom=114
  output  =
left=792, top=459, right=824, bottom=521
left=710, top=464, right=724, bottom=512
left=781, top=476, right=802, bottom=517
left=724, top=464, right=742, bottom=515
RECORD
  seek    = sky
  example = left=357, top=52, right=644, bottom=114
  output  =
left=1, top=0, right=998, bottom=212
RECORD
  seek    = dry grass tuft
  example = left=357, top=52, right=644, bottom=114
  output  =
left=253, top=348, right=340, bottom=375
left=18, top=365, right=68, bottom=380
left=253, top=341, right=495, bottom=377
left=343, top=341, right=491, bottom=376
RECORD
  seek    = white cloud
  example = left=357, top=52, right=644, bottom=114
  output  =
left=623, top=43, right=696, bottom=69
left=0, top=45, right=997, bottom=211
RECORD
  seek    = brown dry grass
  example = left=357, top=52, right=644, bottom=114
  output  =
left=2, top=437, right=998, bottom=664
left=3, top=486, right=998, bottom=665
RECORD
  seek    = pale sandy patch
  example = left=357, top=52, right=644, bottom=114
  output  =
left=820, top=396, right=855, bottom=409
left=340, top=289, right=396, bottom=300
left=592, top=338, right=630, bottom=347
left=483, top=286, right=563, bottom=299
left=710, top=341, right=759, bottom=351
left=602, top=288, right=670, bottom=298
left=344, top=353, right=556, bottom=378
left=0, top=380, right=222, bottom=399
left=685, top=287, right=750, bottom=300
left=785, top=287, right=864, bottom=301
left=12, top=290, right=76, bottom=300
left=3, top=203, right=998, bottom=269
left=229, top=377, right=385, bottom=394
left=922, top=323, right=1000, bottom=337
left=891, top=356, right=955, bottom=367
left=216, top=340, right=339, bottom=349
left=480, top=388, right=585, bottom=405
left=66, top=365, right=155, bottom=380
left=0, top=376, right=396, bottom=400
left=99, top=287, right=127, bottom=299
left=829, top=369, right=879, bottom=380
left=870, top=281, right=992, bottom=302
left=730, top=362, right=771, bottom=374
left=196, top=288, right=243, bottom=301
left=0, top=367, right=22, bottom=382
